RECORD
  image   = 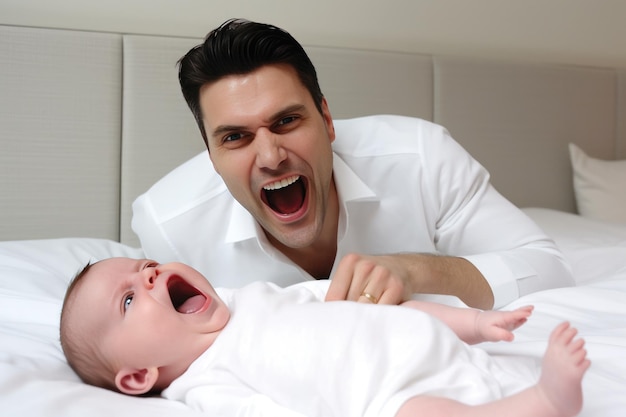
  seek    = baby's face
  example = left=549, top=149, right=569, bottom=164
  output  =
left=72, top=258, right=230, bottom=388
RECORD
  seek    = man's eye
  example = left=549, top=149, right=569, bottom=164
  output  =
left=224, top=133, right=244, bottom=142
left=277, top=116, right=297, bottom=126
left=123, top=294, right=133, bottom=311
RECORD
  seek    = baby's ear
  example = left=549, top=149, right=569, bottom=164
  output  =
left=115, top=367, right=159, bottom=395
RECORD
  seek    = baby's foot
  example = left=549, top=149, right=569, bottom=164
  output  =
left=538, top=322, right=590, bottom=417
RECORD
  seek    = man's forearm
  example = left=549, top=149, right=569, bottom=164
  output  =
left=399, top=253, right=494, bottom=309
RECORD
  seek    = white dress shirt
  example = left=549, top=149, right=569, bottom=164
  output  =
left=132, top=115, right=573, bottom=307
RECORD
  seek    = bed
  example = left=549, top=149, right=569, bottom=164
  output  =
left=1, top=24, right=626, bottom=416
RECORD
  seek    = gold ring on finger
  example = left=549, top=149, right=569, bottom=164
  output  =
left=361, top=292, right=378, bottom=304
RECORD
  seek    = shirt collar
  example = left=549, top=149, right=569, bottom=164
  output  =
left=224, top=152, right=378, bottom=243
left=225, top=200, right=260, bottom=243
left=332, top=152, right=377, bottom=203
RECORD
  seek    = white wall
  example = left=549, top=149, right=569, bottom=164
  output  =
left=2, top=0, right=625, bottom=69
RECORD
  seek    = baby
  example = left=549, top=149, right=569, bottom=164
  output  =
left=60, top=258, right=589, bottom=417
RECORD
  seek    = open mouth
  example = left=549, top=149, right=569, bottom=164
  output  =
left=167, top=276, right=207, bottom=314
left=261, top=175, right=306, bottom=215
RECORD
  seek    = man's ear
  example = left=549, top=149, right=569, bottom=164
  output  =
left=115, top=367, right=159, bottom=395
left=320, top=97, right=335, bottom=143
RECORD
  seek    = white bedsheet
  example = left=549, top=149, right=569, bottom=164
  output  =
left=1, top=208, right=625, bottom=416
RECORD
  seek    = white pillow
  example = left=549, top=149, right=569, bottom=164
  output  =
left=569, top=143, right=626, bottom=223
left=522, top=207, right=626, bottom=284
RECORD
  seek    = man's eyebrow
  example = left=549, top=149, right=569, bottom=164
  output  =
left=211, top=124, right=246, bottom=139
left=269, top=104, right=306, bottom=121
left=210, top=104, right=307, bottom=139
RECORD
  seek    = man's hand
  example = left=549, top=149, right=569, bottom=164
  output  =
left=325, top=253, right=412, bottom=305
left=325, top=252, right=495, bottom=309
left=473, top=305, right=534, bottom=344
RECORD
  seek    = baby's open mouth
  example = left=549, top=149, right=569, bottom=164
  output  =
left=167, top=276, right=207, bottom=314
left=261, top=175, right=306, bottom=215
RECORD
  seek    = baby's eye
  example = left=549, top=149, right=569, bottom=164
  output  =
left=123, top=294, right=133, bottom=311
left=143, top=261, right=158, bottom=269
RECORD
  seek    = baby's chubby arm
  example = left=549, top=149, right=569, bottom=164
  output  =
left=400, top=300, right=533, bottom=345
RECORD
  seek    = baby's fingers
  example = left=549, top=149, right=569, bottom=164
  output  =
left=513, top=305, right=534, bottom=317
left=486, top=326, right=515, bottom=342
left=505, top=305, right=533, bottom=329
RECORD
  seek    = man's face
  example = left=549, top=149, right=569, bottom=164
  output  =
left=199, top=64, right=336, bottom=249
left=70, top=258, right=230, bottom=387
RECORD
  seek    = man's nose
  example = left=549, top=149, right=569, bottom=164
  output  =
left=254, top=128, right=287, bottom=169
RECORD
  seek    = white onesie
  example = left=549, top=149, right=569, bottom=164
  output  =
left=164, top=281, right=539, bottom=417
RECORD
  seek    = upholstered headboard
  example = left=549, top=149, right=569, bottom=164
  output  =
left=2, top=25, right=625, bottom=246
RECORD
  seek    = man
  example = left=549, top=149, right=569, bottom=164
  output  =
left=132, top=18, right=573, bottom=309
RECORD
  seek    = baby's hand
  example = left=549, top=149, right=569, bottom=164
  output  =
left=475, top=305, right=533, bottom=343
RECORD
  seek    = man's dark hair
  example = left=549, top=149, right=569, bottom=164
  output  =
left=178, top=18, right=324, bottom=144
